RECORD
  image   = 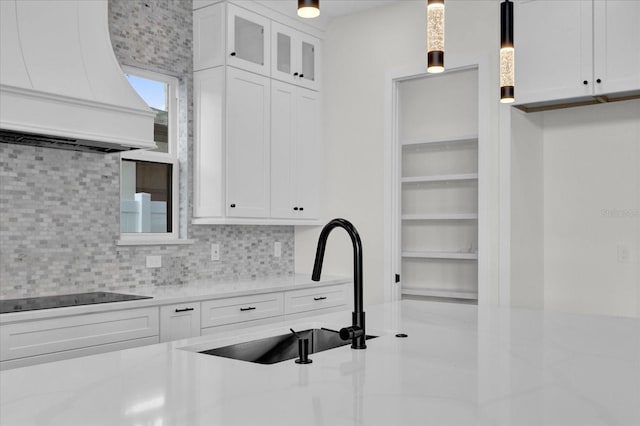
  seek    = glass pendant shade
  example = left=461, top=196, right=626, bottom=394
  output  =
left=427, top=0, right=445, bottom=73
left=500, top=0, right=514, bottom=103
left=298, top=0, right=320, bottom=18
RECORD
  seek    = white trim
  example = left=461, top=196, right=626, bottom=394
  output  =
left=192, top=218, right=323, bottom=226
left=116, top=239, right=195, bottom=246
left=383, top=55, right=491, bottom=306
left=402, top=288, right=478, bottom=300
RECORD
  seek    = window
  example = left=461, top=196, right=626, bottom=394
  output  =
left=120, top=68, right=179, bottom=242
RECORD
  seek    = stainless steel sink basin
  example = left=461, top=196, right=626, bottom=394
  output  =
left=199, top=328, right=377, bottom=364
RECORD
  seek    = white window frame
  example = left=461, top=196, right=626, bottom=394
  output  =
left=118, top=67, right=180, bottom=244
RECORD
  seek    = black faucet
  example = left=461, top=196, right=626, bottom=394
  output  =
left=311, top=218, right=366, bottom=350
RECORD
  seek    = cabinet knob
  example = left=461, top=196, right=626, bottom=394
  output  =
left=596, top=78, right=602, bottom=83
left=293, top=207, right=299, bottom=211
left=230, top=204, right=236, bottom=208
left=230, top=52, right=236, bottom=56
left=293, top=72, right=299, bottom=76
left=299, top=74, right=304, bottom=78
left=299, top=207, right=304, bottom=211
left=583, top=80, right=588, bottom=85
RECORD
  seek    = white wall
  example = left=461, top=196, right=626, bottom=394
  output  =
left=295, top=1, right=502, bottom=304
left=510, top=99, right=640, bottom=318
left=542, top=100, right=640, bottom=318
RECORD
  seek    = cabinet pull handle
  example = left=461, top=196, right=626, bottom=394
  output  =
left=230, top=52, right=236, bottom=56
left=314, top=296, right=327, bottom=301
left=240, top=306, right=256, bottom=311
left=175, top=307, right=194, bottom=313
left=596, top=78, right=602, bottom=83
left=583, top=80, right=588, bottom=85
left=230, top=203, right=236, bottom=208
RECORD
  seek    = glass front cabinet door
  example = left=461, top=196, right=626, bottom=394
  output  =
left=271, top=21, right=321, bottom=91
left=227, top=3, right=271, bottom=76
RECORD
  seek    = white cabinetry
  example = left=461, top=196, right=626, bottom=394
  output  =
left=271, top=80, right=321, bottom=219
left=193, top=1, right=323, bottom=225
left=159, top=303, right=201, bottom=343
left=284, top=284, right=349, bottom=316
left=201, top=292, right=284, bottom=332
left=515, top=0, right=640, bottom=106
left=226, top=67, right=271, bottom=218
left=271, top=21, right=321, bottom=91
left=194, top=2, right=270, bottom=76
left=0, top=307, right=159, bottom=370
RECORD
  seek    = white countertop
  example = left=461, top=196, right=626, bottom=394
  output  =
left=1, top=300, right=639, bottom=426
left=0, top=274, right=349, bottom=324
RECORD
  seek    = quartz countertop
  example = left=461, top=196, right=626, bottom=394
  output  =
left=0, top=274, right=349, bottom=324
left=1, top=300, right=639, bottom=426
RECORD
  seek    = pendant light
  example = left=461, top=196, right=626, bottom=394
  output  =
left=427, top=0, right=445, bottom=73
left=500, top=0, right=515, bottom=103
left=298, top=0, right=320, bottom=19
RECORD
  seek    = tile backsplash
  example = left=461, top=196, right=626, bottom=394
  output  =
left=0, top=0, right=295, bottom=299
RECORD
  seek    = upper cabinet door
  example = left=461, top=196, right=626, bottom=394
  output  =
left=593, top=0, right=640, bottom=95
left=227, top=4, right=270, bottom=76
left=271, top=21, right=321, bottom=91
left=515, top=0, right=593, bottom=105
left=193, top=3, right=225, bottom=71
left=294, top=88, right=321, bottom=219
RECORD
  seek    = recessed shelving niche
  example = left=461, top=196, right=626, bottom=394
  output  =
left=398, top=67, right=479, bottom=302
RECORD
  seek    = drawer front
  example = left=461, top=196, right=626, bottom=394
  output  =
left=284, top=284, right=350, bottom=315
left=0, top=307, right=159, bottom=362
left=201, top=293, right=284, bottom=328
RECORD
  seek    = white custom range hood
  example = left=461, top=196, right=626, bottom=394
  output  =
left=0, top=0, right=156, bottom=153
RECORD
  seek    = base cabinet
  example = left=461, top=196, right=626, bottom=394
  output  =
left=0, top=307, right=159, bottom=370
left=159, top=303, right=201, bottom=343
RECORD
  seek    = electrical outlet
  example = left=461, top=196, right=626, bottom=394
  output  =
left=146, top=255, right=161, bottom=268
left=274, top=242, right=282, bottom=258
left=617, top=245, right=630, bottom=263
left=211, top=243, right=220, bottom=261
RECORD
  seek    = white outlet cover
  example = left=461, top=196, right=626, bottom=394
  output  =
left=146, top=255, right=162, bottom=268
left=211, top=243, right=220, bottom=261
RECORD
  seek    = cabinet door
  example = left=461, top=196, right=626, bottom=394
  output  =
left=160, top=303, right=201, bottom=343
left=271, top=21, right=296, bottom=85
left=593, top=0, right=640, bottom=95
left=227, top=3, right=270, bottom=76
left=296, top=32, right=321, bottom=91
left=193, top=68, right=225, bottom=219
left=294, top=88, right=321, bottom=219
left=226, top=67, right=270, bottom=218
left=515, top=0, right=593, bottom=105
left=193, top=3, right=225, bottom=71
left=271, top=80, right=296, bottom=218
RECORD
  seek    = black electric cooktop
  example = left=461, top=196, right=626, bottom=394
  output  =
left=0, top=291, right=152, bottom=314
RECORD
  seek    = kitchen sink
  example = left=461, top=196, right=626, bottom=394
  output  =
left=199, top=328, right=377, bottom=364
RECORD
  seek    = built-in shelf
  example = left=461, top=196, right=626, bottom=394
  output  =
left=402, top=251, right=478, bottom=260
left=401, top=173, right=478, bottom=184
left=402, top=213, right=478, bottom=221
left=402, top=287, right=478, bottom=300
left=402, top=134, right=478, bottom=148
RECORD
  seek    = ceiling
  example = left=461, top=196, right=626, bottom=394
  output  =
left=254, top=0, right=403, bottom=30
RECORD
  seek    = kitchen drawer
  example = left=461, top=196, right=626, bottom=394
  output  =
left=284, top=283, right=350, bottom=315
left=0, top=307, right=159, bottom=362
left=201, top=292, right=284, bottom=328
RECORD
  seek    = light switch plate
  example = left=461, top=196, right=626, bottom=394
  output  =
left=211, top=243, right=220, bottom=261
left=146, top=255, right=162, bottom=268
left=274, top=242, right=282, bottom=258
